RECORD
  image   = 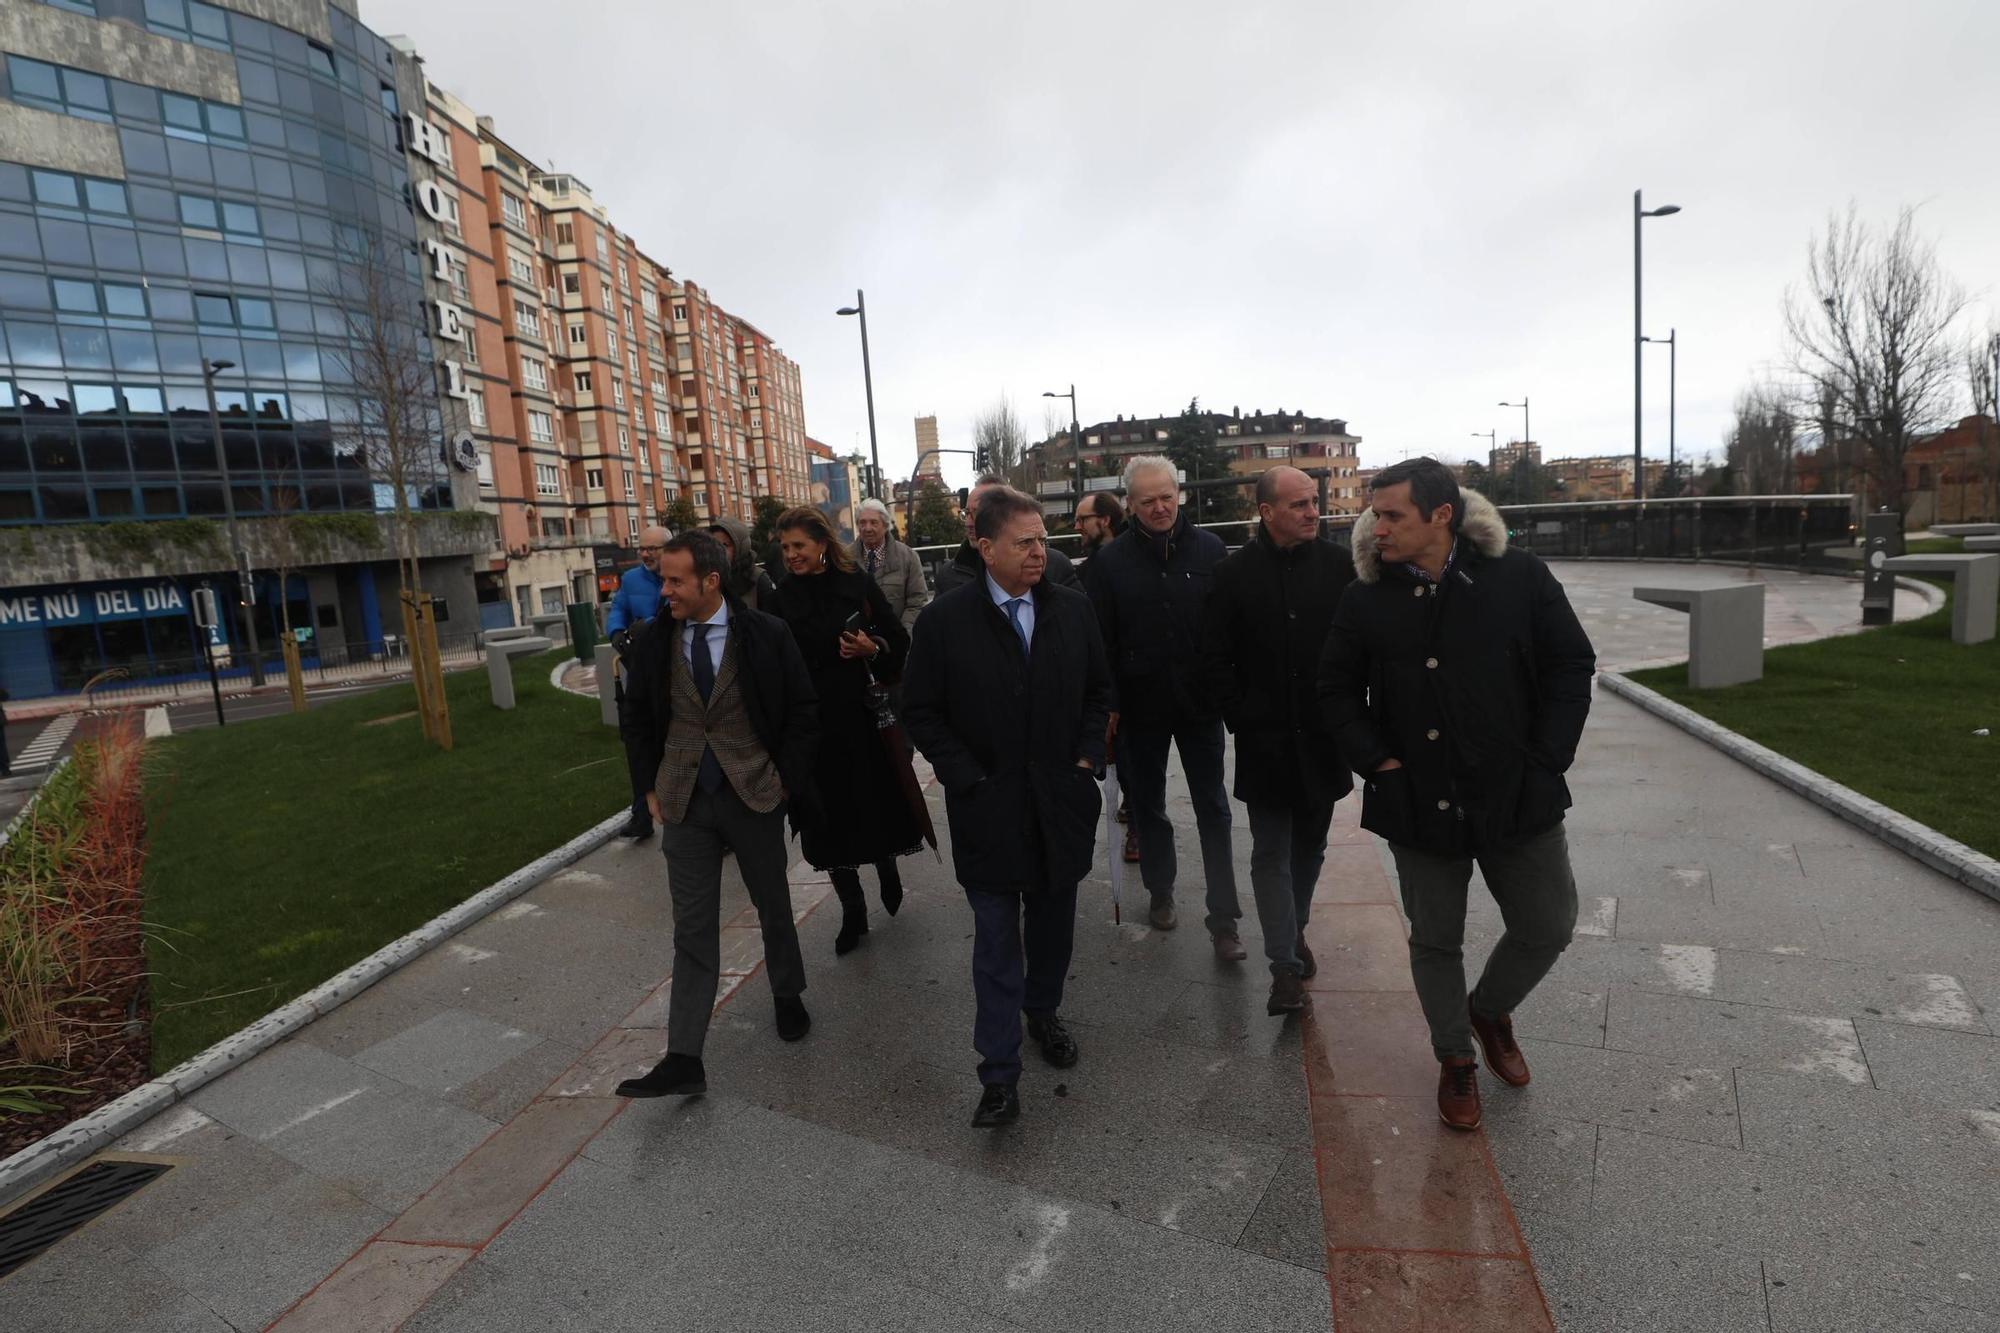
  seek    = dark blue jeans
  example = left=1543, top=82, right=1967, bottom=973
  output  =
left=966, top=881, right=1079, bottom=1086
left=1119, top=717, right=1238, bottom=932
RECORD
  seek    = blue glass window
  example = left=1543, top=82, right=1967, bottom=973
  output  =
left=103, top=284, right=147, bottom=318
left=59, top=69, right=111, bottom=120
left=206, top=103, right=244, bottom=140
left=30, top=170, right=79, bottom=208
left=8, top=57, right=62, bottom=106
left=236, top=297, right=274, bottom=328
left=177, top=193, right=218, bottom=228
left=193, top=293, right=233, bottom=324
left=220, top=201, right=259, bottom=235
left=162, top=93, right=204, bottom=131
left=82, top=177, right=128, bottom=215
left=52, top=279, right=99, bottom=313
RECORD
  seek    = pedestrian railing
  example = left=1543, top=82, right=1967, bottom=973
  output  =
left=62, top=634, right=485, bottom=711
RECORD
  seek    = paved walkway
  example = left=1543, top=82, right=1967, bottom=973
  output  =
left=4, top=561, right=1997, bottom=1331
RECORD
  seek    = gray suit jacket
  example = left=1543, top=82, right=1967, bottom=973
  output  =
left=851, top=535, right=932, bottom=629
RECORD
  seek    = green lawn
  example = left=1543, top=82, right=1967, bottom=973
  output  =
left=143, top=649, right=624, bottom=1070
left=1628, top=540, right=1999, bottom=858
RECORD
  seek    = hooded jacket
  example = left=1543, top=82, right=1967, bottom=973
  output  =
left=707, top=515, right=778, bottom=610
left=1315, top=490, right=1596, bottom=855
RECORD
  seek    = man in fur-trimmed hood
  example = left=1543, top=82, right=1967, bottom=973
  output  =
left=1316, top=457, right=1595, bottom=1133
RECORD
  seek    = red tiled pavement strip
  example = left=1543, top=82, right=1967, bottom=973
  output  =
left=261, top=870, right=836, bottom=1332
left=1300, top=808, right=1555, bottom=1331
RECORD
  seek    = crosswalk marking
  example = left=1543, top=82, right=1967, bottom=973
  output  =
left=11, top=713, right=79, bottom=772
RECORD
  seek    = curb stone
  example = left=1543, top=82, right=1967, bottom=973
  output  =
left=1599, top=671, right=2000, bottom=905
left=0, top=807, right=631, bottom=1210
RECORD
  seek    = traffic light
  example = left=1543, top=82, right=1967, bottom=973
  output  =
left=974, top=445, right=990, bottom=474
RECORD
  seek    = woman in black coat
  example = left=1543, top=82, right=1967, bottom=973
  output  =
left=768, top=506, right=925, bottom=954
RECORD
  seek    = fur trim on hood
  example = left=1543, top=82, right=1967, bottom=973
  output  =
left=1350, top=488, right=1507, bottom=584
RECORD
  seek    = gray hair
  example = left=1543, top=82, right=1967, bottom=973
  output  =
left=856, top=497, right=891, bottom=520
left=1121, top=454, right=1178, bottom=494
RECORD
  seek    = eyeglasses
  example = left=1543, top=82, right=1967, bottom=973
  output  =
left=638, top=544, right=664, bottom=553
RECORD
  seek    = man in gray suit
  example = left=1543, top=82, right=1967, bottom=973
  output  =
left=615, top=531, right=822, bottom=1097
left=851, top=497, right=931, bottom=629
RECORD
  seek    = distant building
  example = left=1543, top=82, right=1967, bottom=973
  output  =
left=1024, top=407, right=1365, bottom=513
left=913, top=415, right=944, bottom=482
left=1489, top=440, right=1542, bottom=473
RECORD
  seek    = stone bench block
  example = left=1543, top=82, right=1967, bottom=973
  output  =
left=486, top=636, right=554, bottom=708
left=1633, top=583, right=1767, bottom=689
left=1882, top=554, right=1997, bottom=645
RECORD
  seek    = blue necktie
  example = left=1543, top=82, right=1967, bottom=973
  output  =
left=690, top=623, right=723, bottom=793
left=1005, top=597, right=1030, bottom=656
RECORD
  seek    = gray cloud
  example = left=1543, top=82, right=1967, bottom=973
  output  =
left=367, top=0, right=2000, bottom=483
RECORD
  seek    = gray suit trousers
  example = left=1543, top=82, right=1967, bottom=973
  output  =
left=659, top=783, right=807, bottom=1057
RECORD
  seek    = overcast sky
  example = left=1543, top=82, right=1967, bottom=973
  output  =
left=369, top=0, right=1999, bottom=486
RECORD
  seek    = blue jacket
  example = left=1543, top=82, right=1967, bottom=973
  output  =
left=605, top=564, right=664, bottom=634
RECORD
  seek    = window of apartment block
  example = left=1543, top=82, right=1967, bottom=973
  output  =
left=476, top=448, right=493, bottom=487
left=568, top=323, right=586, bottom=347
left=459, top=333, right=479, bottom=368
left=623, top=468, right=635, bottom=497
left=617, top=262, right=628, bottom=288
left=521, top=356, right=547, bottom=390
left=600, top=284, right=613, bottom=314
left=654, top=407, right=669, bottom=433
left=467, top=393, right=486, bottom=427
left=641, top=290, right=657, bottom=316
left=605, top=330, right=618, bottom=357
left=534, top=462, right=560, bottom=494
left=512, top=300, right=539, bottom=337
left=562, top=271, right=581, bottom=295
left=501, top=193, right=527, bottom=227
left=672, top=303, right=687, bottom=321
left=528, top=411, right=554, bottom=444
left=595, top=232, right=609, bottom=262
left=555, top=221, right=574, bottom=245
left=508, top=253, right=534, bottom=284
left=612, top=379, right=625, bottom=406
left=574, top=370, right=592, bottom=393
left=586, top=466, right=603, bottom=490
left=1264, top=444, right=1290, bottom=459
left=617, top=424, right=630, bottom=451
left=539, top=585, right=563, bottom=614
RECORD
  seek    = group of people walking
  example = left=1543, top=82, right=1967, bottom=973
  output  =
left=606, top=454, right=1596, bottom=1133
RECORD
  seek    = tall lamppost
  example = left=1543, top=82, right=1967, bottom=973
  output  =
left=1042, top=385, right=1079, bottom=511
left=1642, top=330, right=1677, bottom=495
left=203, top=358, right=264, bottom=686
left=1634, top=190, right=1681, bottom=501
left=1471, top=428, right=1496, bottom=462
left=1498, top=397, right=1530, bottom=447
left=835, top=291, right=882, bottom=499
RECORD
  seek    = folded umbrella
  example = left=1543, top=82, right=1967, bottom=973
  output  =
left=1102, top=760, right=1124, bottom=924
left=865, top=673, right=939, bottom=859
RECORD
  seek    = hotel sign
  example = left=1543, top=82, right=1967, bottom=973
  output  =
left=407, top=113, right=473, bottom=406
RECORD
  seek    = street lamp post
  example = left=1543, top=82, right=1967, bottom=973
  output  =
left=203, top=358, right=264, bottom=686
left=1471, top=428, right=1496, bottom=462
left=835, top=291, right=882, bottom=500
left=1498, top=397, right=1530, bottom=447
left=1042, top=385, right=1079, bottom=512
left=1634, top=190, right=1681, bottom=503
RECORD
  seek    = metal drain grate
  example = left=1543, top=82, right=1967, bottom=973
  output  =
left=0, top=1160, right=172, bottom=1280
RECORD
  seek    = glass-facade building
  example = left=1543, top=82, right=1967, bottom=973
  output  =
left=0, top=0, right=464, bottom=697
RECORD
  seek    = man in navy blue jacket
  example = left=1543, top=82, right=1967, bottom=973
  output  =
left=608, top=525, right=669, bottom=837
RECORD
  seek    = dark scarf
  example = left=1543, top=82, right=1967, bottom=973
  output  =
left=1140, top=509, right=1189, bottom=564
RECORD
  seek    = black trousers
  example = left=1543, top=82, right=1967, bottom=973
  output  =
left=965, top=881, right=1079, bottom=1085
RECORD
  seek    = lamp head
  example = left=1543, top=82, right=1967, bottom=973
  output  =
left=836, top=306, right=859, bottom=317
left=206, top=359, right=236, bottom=374
left=1647, top=204, right=1682, bottom=217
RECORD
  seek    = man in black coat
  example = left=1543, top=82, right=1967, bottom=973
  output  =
left=1316, top=458, right=1595, bottom=1133
left=933, top=476, right=1081, bottom=597
left=1087, top=456, right=1240, bottom=949
left=1198, top=466, right=1354, bottom=1016
left=612, top=532, right=822, bottom=1099
left=903, top=485, right=1114, bottom=1129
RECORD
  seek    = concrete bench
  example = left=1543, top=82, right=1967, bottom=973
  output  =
left=1633, top=583, right=1767, bottom=688
left=1929, top=523, right=2000, bottom=539
left=594, top=642, right=620, bottom=727
left=486, top=634, right=554, bottom=708
left=1882, top=554, right=1998, bottom=644
left=1966, top=535, right=1999, bottom=553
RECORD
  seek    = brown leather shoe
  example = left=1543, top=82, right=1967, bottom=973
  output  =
left=1266, top=970, right=1307, bottom=1015
left=1438, top=1057, right=1481, bottom=1130
left=1122, top=825, right=1140, bottom=863
left=1211, top=932, right=1247, bottom=962
left=1469, top=1005, right=1531, bottom=1087
left=1295, top=939, right=1317, bottom=979
left=1148, top=899, right=1178, bottom=931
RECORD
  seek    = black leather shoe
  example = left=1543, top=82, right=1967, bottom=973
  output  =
left=834, top=908, right=869, bottom=956
left=775, top=996, right=811, bottom=1042
left=615, top=1053, right=706, bottom=1098
left=971, top=1082, right=1019, bottom=1128
left=1297, top=939, right=1318, bottom=980
left=1025, top=1011, right=1079, bottom=1069
left=619, top=814, right=653, bottom=840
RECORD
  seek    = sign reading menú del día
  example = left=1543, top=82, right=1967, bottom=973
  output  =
left=0, top=581, right=188, bottom=629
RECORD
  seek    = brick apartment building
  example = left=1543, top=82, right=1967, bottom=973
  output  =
left=1026, top=407, right=1365, bottom=513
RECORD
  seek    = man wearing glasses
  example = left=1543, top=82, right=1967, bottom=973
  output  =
left=608, top=524, right=671, bottom=838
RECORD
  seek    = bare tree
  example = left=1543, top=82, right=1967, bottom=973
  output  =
left=1967, top=328, right=1999, bottom=521
left=318, top=229, right=447, bottom=599
left=973, top=393, right=1028, bottom=485
left=1727, top=383, right=1799, bottom=495
left=1784, top=206, right=1969, bottom=516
